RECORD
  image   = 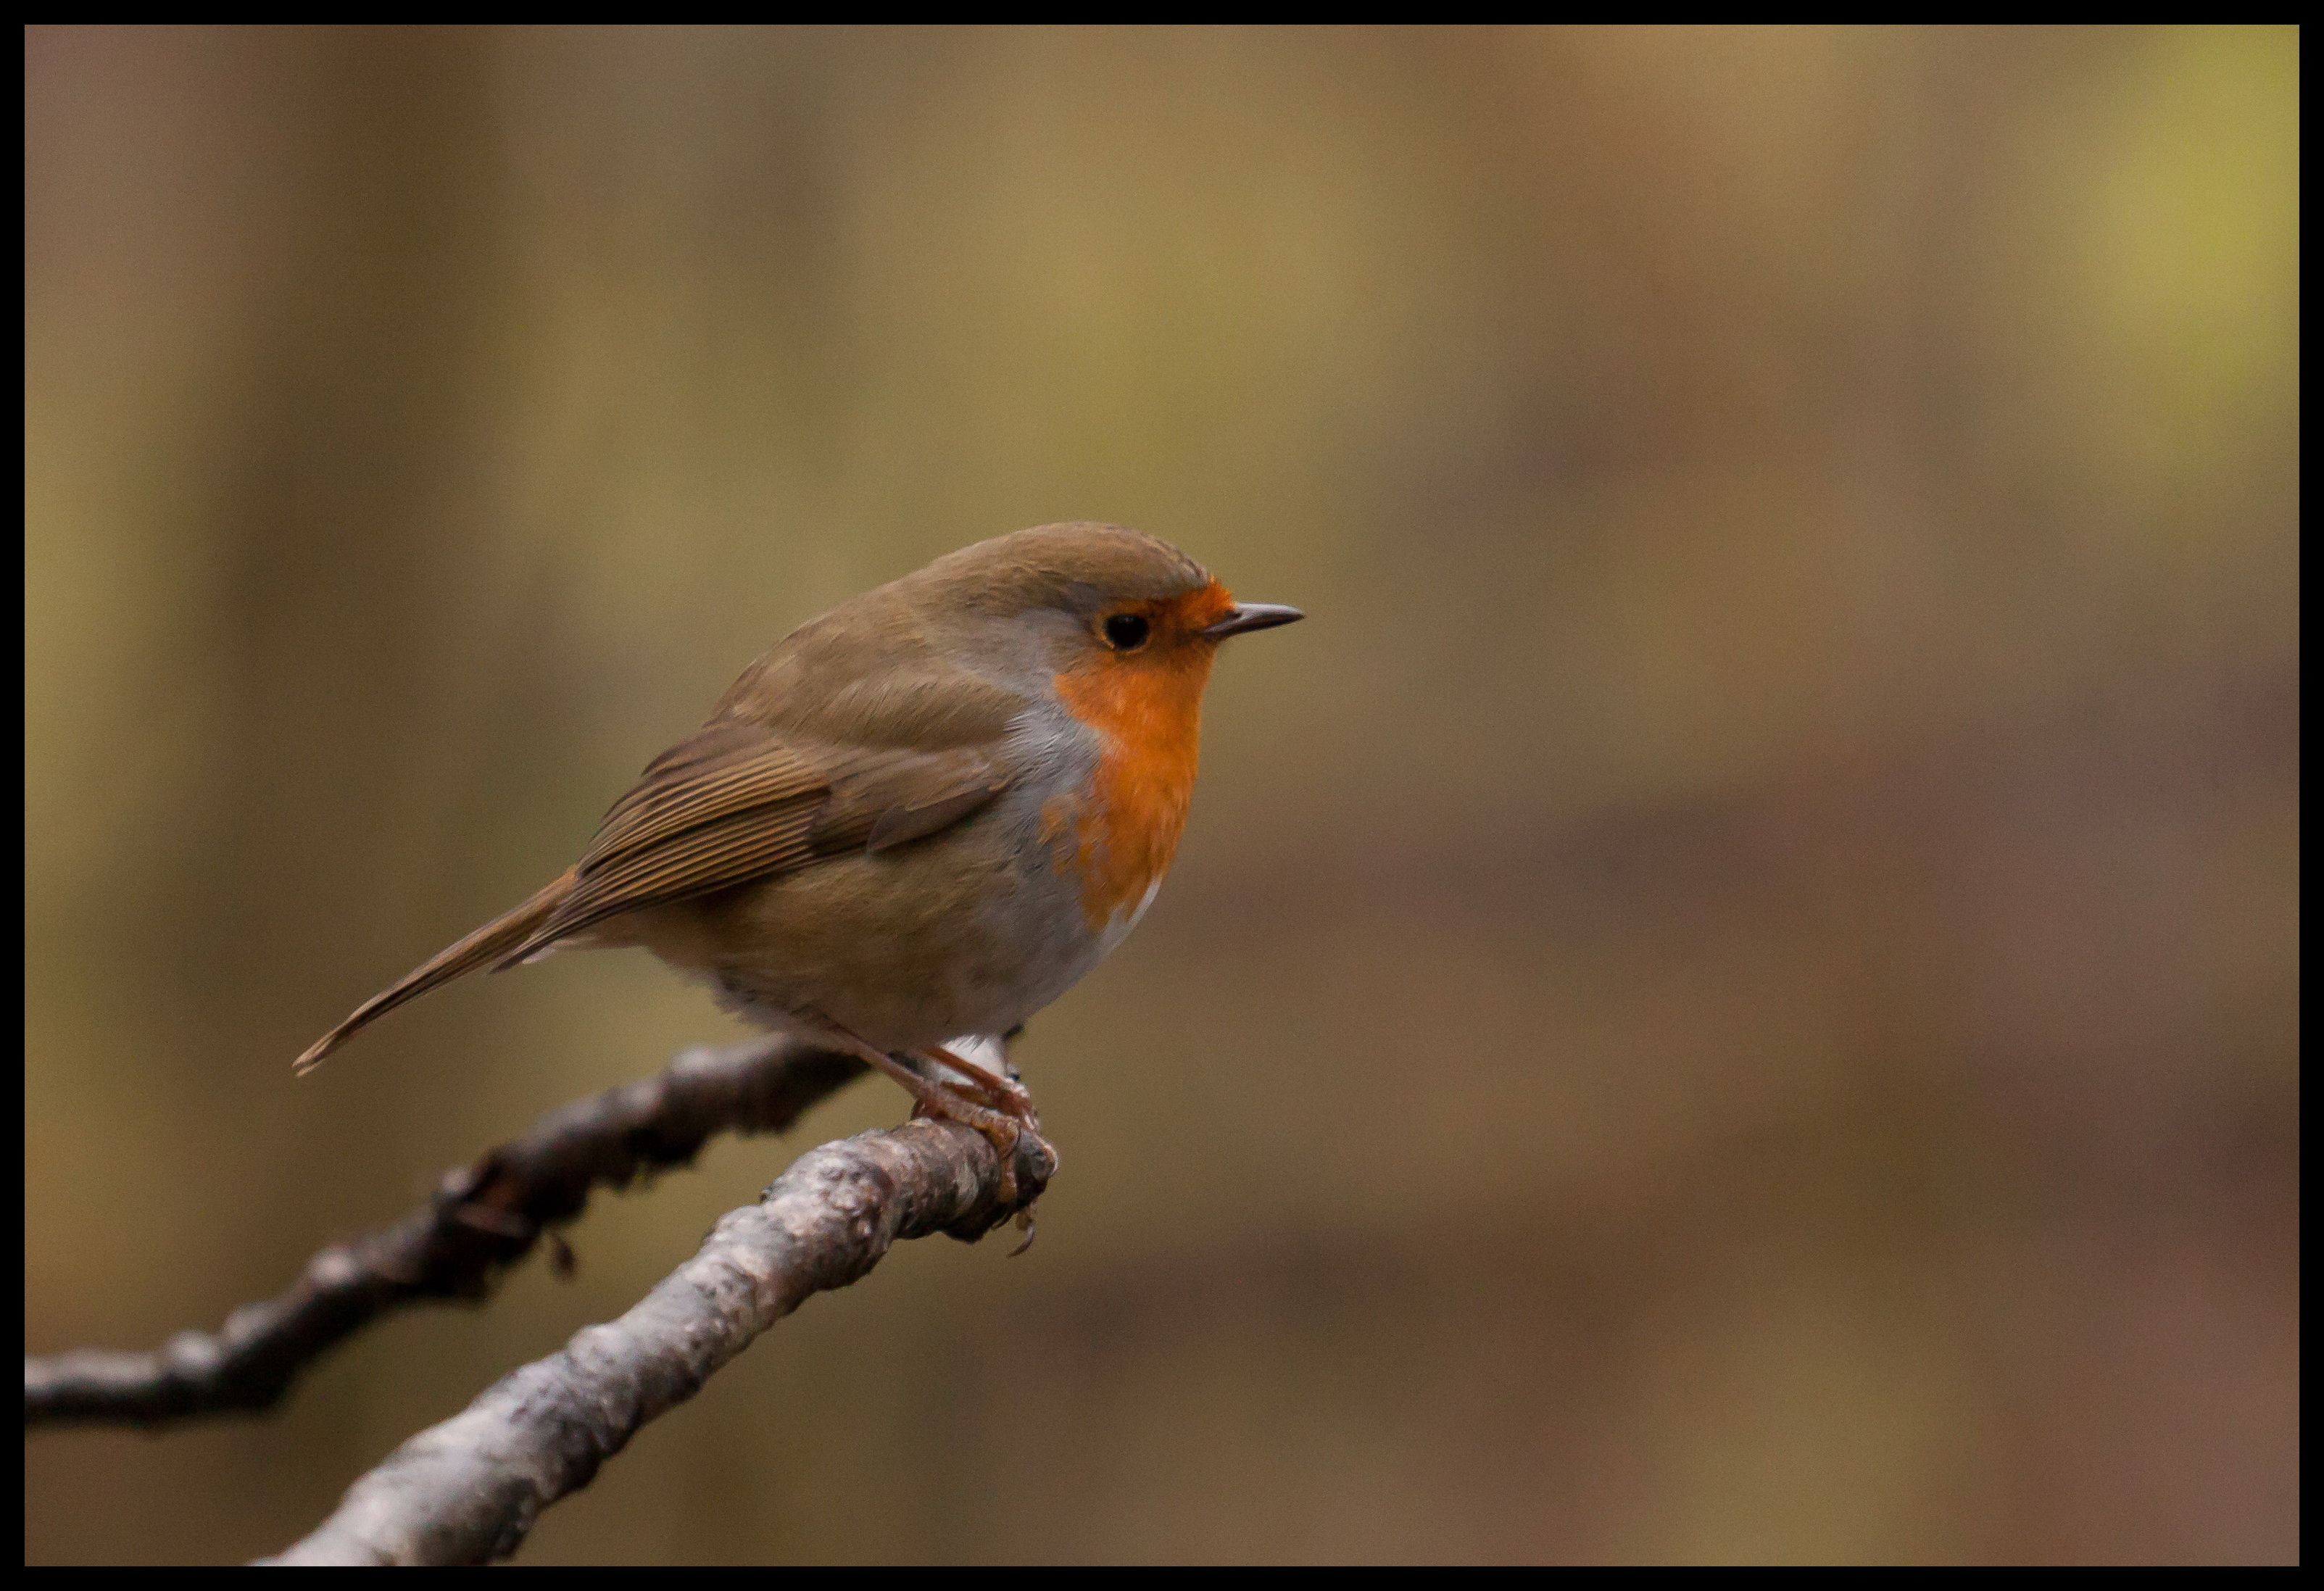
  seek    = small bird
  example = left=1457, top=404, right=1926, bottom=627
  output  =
left=296, top=522, right=1300, bottom=1210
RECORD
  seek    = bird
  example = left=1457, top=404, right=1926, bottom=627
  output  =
left=295, top=521, right=1301, bottom=1213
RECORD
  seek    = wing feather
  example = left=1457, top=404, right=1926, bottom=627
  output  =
left=496, top=711, right=1017, bottom=965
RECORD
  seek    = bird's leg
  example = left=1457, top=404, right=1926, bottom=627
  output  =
left=913, top=1043, right=1046, bottom=1255
left=811, top=1026, right=1040, bottom=1208
left=915, top=1042, right=1042, bottom=1134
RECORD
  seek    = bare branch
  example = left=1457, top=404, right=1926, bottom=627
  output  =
left=262, top=1118, right=1053, bottom=1566
left=24, top=1037, right=868, bottom=1429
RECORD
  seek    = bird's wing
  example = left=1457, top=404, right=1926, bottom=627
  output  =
left=497, top=690, right=1020, bottom=965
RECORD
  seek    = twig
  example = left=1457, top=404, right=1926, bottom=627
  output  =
left=24, top=1037, right=868, bottom=1429
left=262, top=1117, right=1054, bottom=1566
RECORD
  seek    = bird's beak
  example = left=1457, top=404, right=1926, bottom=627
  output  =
left=1200, top=602, right=1305, bottom=640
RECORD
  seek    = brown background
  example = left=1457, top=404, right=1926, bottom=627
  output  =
left=25, top=25, right=2297, bottom=1563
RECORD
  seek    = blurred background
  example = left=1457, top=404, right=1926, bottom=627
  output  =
left=25, top=25, right=2296, bottom=1564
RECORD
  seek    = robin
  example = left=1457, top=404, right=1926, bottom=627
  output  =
left=295, top=521, right=1301, bottom=1218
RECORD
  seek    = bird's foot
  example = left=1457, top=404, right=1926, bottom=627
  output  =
left=907, top=1079, right=1053, bottom=1211
left=805, top=1022, right=1055, bottom=1235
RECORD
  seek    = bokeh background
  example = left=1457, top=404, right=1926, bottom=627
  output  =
left=25, top=25, right=2297, bottom=1564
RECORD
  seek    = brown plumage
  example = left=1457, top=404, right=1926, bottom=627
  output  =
left=294, top=522, right=1302, bottom=1203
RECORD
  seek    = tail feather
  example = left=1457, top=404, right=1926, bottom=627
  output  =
left=294, top=868, right=578, bottom=1076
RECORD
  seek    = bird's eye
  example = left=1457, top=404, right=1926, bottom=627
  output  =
left=1103, top=612, right=1151, bottom=651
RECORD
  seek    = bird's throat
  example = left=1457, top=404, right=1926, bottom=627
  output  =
left=1048, top=644, right=1215, bottom=934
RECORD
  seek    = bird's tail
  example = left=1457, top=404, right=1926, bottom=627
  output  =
left=293, top=868, right=578, bottom=1076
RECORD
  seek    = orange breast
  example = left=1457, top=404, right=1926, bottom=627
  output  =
left=1048, top=586, right=1230, bottom=931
